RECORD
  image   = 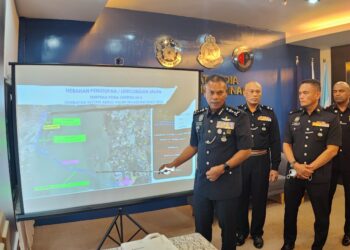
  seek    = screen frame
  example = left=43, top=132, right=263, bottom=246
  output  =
left=10, top=63, right=202, bottom=220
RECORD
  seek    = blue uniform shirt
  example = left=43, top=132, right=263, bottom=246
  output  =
left=238, top=104, right=281, bottom=170
left=190, top=105, right=253, bottom=200
left=284, top=106, right=342, bottom=183
left=326, top=103, right=350, bottom=171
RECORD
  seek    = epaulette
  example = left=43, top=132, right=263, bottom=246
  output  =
left=289, top=108, right=303, bottom=115
left=261, top=104, right=273, bottom=111
left=193, top=107, right=208, bottom=115
left=237, top=104, right=247, bottom=111
left=225, top=106, right=241, bottom=117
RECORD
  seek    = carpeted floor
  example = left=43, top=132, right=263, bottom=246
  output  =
left=32, top=186, right=348, bottom=250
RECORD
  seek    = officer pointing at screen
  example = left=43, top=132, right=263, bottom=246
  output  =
left=160, top=74, right=253, bottom=250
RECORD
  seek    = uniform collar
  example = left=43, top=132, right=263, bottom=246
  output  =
left=243, top=103, right=262, bottom=113
left=207, top=105, right=225, bottom=117
left=301, top=105, right=322, bottom=115
left=332, top=102, right=350, bottom=113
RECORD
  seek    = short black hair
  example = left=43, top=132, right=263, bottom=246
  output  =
left=300, top=79, right=321, bottom=91
left=205, top=74, right=227, bottom=84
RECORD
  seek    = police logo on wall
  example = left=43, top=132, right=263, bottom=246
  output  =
left=232, top=46, right=254, bottom=72
left=155, top=36, right=182, bottom=68
left=197, top=35, right=223, bottom=69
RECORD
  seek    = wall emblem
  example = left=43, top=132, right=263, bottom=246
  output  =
left=155, top=36, right=182, bottom=68
left=197, top=35, right=223, bottom=69
left=232, top=46, right=254, bottom=72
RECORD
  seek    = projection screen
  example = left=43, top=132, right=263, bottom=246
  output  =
left=13, top=64, right=200, bottom=216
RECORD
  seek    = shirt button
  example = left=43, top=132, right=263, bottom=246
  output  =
left=206, top=150, right=210, bottom=155
left=308, top=120, right=311, bottom=123
left=210, top=120, right=213, bottom=123
left=208, top=130, right=211, bottom=133
left=306, top=128, right=310, bottom=131
left=341, top=114, right=343, bottom=117
left=340, top=149, right=343, bottom=152
left=320, top=128, right=323, bottom=131
left=306, top=136, right=309, bottom=139
left=304, top=144, right=308, bottom=147
left=304, top=162, right=307, bottom=164
left=251, top=124, right=254, bottom=127
left=304, top=153, right=307, bottom=156
left=229, top=171, right=232, bottom=175
left=251, top=135, right=254, bottom=138
left=206, top=161, right=210, bottom=165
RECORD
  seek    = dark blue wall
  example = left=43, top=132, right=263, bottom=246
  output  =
left=18, top=8, right=320, bottom=134
left=17, top=8, right=320, bottom=224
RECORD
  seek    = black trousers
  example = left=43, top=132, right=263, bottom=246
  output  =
left=193, top=193, right=238, bottom=250
left=329, top=161, right=350, bottom=235
left=236, top=154, right=270, bottom=237
left=284, top=178, right=330, bottom=250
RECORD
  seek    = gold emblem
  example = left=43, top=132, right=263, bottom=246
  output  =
left=257, top=116, right=272, bottom=122
left=197, top=35, right=223, bottom=69
left=216, top=121, right=235, bottom=130
left=312, top=121, right=330, bottom=127
left=155, top=36, right=182, bottom=68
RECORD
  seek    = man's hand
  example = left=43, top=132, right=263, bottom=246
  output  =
left=294, top=162, right=313, bottom=179
left=269, top=170, right=279, bottom=182
left=159, top=163, right=174, bottom=175
left=206, top=165, right=225, bottom=182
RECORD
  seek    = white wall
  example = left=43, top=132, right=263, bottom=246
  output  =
left=4, top=0, right=19, bottom=79
left=0, top=0, right=16, bottom=247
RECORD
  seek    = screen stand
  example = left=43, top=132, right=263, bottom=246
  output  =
left=97, top=207, right=149, bottom=249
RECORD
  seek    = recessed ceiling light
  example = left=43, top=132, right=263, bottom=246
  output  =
left=307, top=0, right=320, bottom=4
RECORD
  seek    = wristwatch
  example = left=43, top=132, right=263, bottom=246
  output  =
left=223, top=163, right=231, bottom=172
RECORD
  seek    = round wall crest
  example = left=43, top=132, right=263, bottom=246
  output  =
left=197, top=35, right=223, bottom=69
left=232, top=46, right=254, bottom=72
left=155, top=36, right=182, bottom=68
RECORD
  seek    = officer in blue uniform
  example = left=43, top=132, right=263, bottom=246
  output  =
left=326, top=81, right=350, bottom=246
left=160, top=75, right=253, bottom=250
left=281, top=79, right=342, bottom=250
left=236, top=81, right=281, bottom=249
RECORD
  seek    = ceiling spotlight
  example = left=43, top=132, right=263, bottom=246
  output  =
left=307, top=0, right=320, bottom=4
left=283, top=0, right=287, bottom=5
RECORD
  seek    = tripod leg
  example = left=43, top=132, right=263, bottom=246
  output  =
left=96, top=213, right=120, bottom=250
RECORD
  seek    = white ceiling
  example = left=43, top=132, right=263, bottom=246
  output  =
left=15, top=0, right=108, bottom=22
left=14, top=0, right=350, bottom=48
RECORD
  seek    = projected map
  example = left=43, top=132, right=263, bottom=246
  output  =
left=17, top=85, right=195, bottom=200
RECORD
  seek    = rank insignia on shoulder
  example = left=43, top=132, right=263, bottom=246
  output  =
left=312, top=121, right=330, bottom=127
left=226, top=107, right=240, bottom=116
left=257, top=115, right=272, bottom=122
left=194, top=108, right=207, bottom=115
left=262, top=105, right=273, bottom=111
left=289, top=108, right=303, bottom=114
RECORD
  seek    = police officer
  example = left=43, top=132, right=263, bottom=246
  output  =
left=236, top=81, right=281, bottom=248
left=160, top=74, right=253, bottom=250
left=326, top=81, right=350, bottom=246
left=281, top=79, right=341, bottom=250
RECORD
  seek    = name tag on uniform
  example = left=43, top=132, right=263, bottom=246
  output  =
left=312, top=121, right=330, bottom=127
left=216, top=121, right=235, bottom=130
left=257, top=116, right=271, bottom=122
